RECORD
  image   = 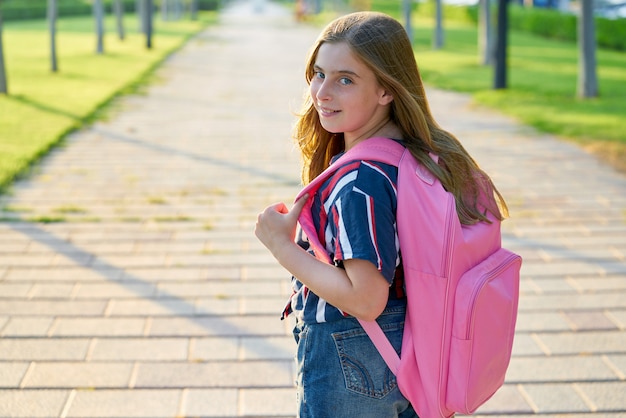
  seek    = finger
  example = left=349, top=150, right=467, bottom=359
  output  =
left=290, top=193, right=309, bottom=217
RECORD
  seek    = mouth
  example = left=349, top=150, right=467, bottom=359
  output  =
left=317, top=106, right=341, bottom=117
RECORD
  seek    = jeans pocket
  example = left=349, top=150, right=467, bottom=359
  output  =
left=332, top=322, right=403, bottom=399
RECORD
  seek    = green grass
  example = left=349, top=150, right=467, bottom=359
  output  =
left=0, top=11, right=216, bottom=191
left=366, top=0, right=626, bottom=171
left=409, top=19, right=625, bottom=145
left=411, top=20, right=626, bottom=171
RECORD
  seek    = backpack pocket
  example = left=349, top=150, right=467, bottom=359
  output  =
left=446, top=248, right=522, bottom=414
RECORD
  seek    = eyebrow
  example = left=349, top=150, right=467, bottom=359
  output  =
left=313, top=65, right=360, bottom=78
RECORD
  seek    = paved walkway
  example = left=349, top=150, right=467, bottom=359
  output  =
left=1, top=0, right=625, bottom=417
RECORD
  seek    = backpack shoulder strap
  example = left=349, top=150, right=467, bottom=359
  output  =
left=340, top=136, right=405, bottom=167
left=295, top=137, right=405, bottom=264
left=295, top=137, right=404, bottom=201
left=359, top=317, right=402, bottom=374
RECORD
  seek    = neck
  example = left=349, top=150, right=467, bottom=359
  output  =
left=345, top=118, right=402, bottom=151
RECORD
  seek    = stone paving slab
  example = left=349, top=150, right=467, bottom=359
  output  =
left=0, top=0, right=625, bottom=417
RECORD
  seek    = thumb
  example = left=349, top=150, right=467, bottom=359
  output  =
left=290, top=193, right=309, bottom=218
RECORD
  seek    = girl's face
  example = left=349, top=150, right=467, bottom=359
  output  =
left=310, top=42, right=393, bottom=149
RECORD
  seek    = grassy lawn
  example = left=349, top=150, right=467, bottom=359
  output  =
left=367, top=0, right=626, bottom=172
left=0, top=11, right=216, bottom=191
left=412, top=19, right=624, bottom=141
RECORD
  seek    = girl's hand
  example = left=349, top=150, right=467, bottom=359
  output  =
left=255, top=194, right=309, bottom=258
left=255, top=193, right=388, bottom=320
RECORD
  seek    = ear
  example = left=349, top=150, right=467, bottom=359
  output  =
left=378, top=89, right=394, bottom=106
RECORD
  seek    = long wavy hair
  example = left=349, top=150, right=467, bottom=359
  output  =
left=294, top=11, right=507, bottom=224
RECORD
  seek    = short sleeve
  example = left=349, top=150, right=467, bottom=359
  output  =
left=327, top=161, right=399, bottom=283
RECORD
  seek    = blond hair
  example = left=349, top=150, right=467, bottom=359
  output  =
left=294, top=11, right=507, bottom=224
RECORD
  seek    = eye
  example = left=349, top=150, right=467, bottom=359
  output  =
left=339, top=77, right=353, bottom=85
left=314, top=71, right=325, bottom=80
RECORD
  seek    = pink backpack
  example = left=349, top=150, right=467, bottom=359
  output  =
left=296, top=137, right=522, bottom=417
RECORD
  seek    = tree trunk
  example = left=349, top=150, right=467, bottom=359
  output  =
left=94, top=0, right=104, bottom=54
left=114, top=0, right=125, bottom=40
left=494, top=0, right=508, bottom=89
left=312, top=0, right=322, bottom=14
left=175, top=0, right=183, bottom=20
left=144, top=0, right=153, bottom=49
left=162, top=0, right=180, bottom=21
left=577, top=0, right=598, bottom=98
left=403, top=0, right=413, bottom=45
left=137, top=0, right=145, bottom=33
left=190, top=0, right=198, bottom=20
left=0, top=5, right=7, bottom=95
left=479, top=0, right=493, bottom=65
left=48, top=0, right=58, bottom=72
left=161, top=0, right=168, bottom=21
left=433, top=0, right=444, bottom=49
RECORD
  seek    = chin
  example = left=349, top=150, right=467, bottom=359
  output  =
left=319, top=123, right=341, bottom=134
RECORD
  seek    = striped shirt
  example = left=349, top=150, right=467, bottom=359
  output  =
left=284, top=158, right=404, bottom=324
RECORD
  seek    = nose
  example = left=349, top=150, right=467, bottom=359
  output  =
left=313, top=78, right=331, bottom=102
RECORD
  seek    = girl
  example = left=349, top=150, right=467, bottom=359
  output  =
left=255, top=11, right=506, bottom=418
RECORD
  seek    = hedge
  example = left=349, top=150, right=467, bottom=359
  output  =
left=416, top=1, right=625, bottom=52
left=0, top=0, right=220, bottom=21
left=508, top=4, right=626, bottom=51
left=595, top=15, right=626, bottom=50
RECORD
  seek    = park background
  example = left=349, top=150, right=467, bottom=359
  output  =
left=0, top=0, right=624, bottom=209
left=0, top=1, right=625, bottom=417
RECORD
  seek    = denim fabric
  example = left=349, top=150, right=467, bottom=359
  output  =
left=293, top=299, right=418, bottom=418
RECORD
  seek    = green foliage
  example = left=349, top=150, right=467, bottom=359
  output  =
left=1, top=0, right=132, bottom=20
left=407, top=16, right=626, bottom=146
left=418, top=0, right=477, bottom=24
left=509, top=4, right=577, bottom=41
left=368, top=0, right=405, bottom=17
left=479, top=3, right=624, bottom=52
left=0, top=0, right=220, bottom=21
left=371, top=1, right=624, bottom=52
left=595, top=16, right=626, bottom=51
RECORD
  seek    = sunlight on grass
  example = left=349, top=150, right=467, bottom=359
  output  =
left=52, top=205, right=88, bottom=214
left=406, top=16, right=626, bottom=147
left=4, top=27, right=187, bottom=116
left=0, top=12, right=216, bottom=190
left=474, top=89, right=622, bottom=141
